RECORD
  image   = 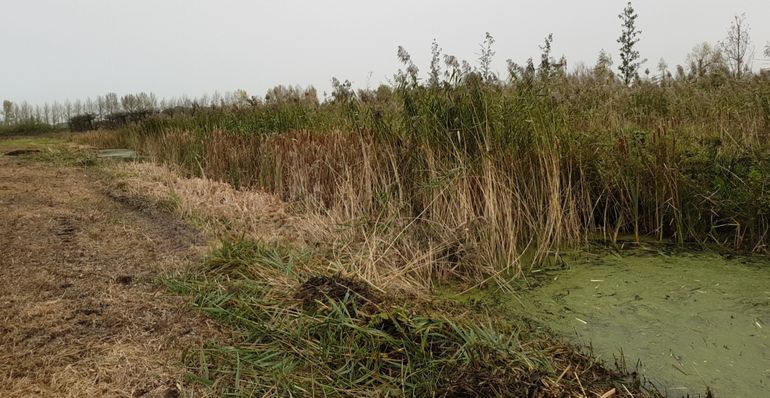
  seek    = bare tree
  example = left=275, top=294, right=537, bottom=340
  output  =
left=84, top=97, right=95, bottom=115
left=52, top=102, right=63, bottom=124
left=121, top=94, right=138, bottom=112
left=64, top=101, right=73, bottom=120
left=211, top=91, right=223, bottom=107
left=43, top=103, right=51, bottom=124
left=104, top=92, right=119, bottom=114
left=17, top=102, right=32, bottom=122
left=96, top=96, right=106, bottom=117
left=721, top=14, right=752, bottom=78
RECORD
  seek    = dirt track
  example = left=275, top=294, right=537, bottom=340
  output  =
left=0, top=150, right=216, bottom=397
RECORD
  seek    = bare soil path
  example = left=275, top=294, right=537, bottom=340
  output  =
left=0, top=146, right=216, bottom=397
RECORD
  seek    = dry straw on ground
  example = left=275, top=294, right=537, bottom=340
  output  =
left=0, top=150, right=222, bottom=397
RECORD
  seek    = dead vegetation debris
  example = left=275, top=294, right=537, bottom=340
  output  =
left=294, top=274, right=376, bottom=313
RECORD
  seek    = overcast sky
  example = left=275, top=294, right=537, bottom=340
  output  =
left=2, top=0, right=769, bottom=105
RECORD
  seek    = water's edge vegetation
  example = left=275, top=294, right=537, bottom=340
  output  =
left=75, top=47, right=770, bottom=287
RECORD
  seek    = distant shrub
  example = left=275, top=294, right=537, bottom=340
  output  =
left=0, top=121, right=59, bottom=136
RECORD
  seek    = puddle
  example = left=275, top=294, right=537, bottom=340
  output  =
left=97, top=149, right=138, bottom=160
left=510, top=251, right=770, bottom=397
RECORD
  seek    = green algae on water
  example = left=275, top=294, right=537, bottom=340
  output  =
left=505, top=250, right=770, bottom=397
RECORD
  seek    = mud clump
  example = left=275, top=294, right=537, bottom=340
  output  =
left=295, top=275, right=375, bottom=313
left=4, top=149, right=41, bottom=156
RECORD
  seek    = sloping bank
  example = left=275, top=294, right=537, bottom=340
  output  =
left=101, top=160, right=665, bottom=397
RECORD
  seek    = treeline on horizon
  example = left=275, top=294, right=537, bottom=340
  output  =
left=1, top=4, right=769, bottom=133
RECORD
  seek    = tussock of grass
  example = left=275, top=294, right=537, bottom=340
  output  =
left=205, top=240, right=305, bottom=276
left=166, top=239, right=660, bottom=397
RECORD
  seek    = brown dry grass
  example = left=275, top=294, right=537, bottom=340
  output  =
left=76, top=129, right=592, bottom=292
left=0, top=149, right=223, bottom=397
left=104, top=161, right=435, bottom=294
left=106, top=162, right=316, bottom=246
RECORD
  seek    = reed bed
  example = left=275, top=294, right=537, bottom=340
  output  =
left=77, top=66, right=770, bottom=289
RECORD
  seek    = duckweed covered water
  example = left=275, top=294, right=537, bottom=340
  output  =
left=512, top=249, right=770, bottom=397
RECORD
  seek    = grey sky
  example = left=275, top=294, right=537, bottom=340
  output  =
left=2, top=0, right=769, bottom=105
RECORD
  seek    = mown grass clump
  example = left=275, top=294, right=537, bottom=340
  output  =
left=205, top=239, right=305, bottom=277
left=167, top=239, right=660, bottom=397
